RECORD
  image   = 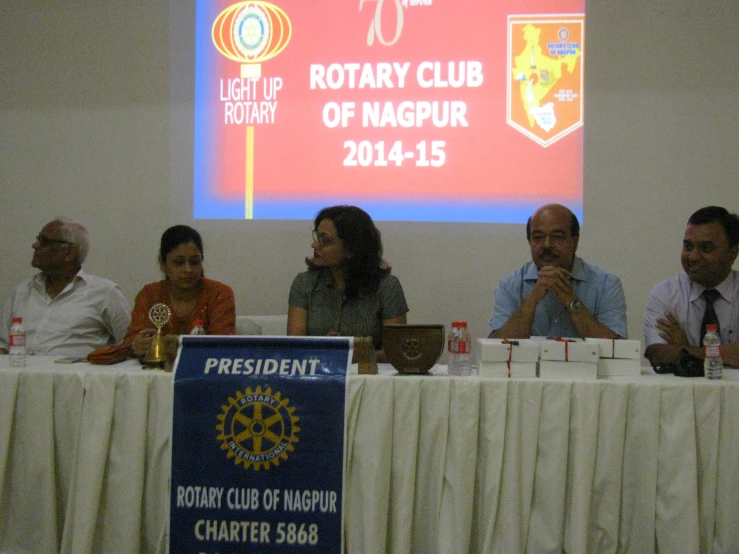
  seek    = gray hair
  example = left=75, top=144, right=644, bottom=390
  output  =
left=53, top=217, right=90, bottom=264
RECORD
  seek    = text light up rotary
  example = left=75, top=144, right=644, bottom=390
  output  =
left=212, top=1, right=292, bottom=79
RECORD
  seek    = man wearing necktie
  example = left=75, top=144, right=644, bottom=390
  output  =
left=644, top=206, right=739, bottom=368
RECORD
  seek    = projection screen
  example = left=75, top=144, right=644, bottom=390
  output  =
left=173, top=0, right=585, bottom=222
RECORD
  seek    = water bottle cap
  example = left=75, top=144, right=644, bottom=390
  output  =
left=12, top=317, right=22, bottom=323
left=451, top=321, right=467, bottom=327
left=193, top=320, right=204, bottom=326
left=706, top=324, right=718, bottom=332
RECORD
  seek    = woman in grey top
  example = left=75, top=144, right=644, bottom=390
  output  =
left=287, top=205, right=408, bottom=361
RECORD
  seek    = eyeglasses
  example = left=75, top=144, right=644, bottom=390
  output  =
left=312, top=229, right=337, bottom=247
left=36, top=235, right=71, bottom=248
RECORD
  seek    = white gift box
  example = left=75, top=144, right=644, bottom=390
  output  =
left=539, top=360, right=598, bottom=380
left=539, top=340, right=599, bottom=363
left=477, top=339, right=539, bottom=363
left=478, top=360, right=537, bottom=378
left=584, top=338, right=641, bottom=360
left=597, top=358, right=642, bottom=377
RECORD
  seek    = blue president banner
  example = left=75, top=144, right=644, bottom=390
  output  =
left=169, top=336, right=352, bottom=553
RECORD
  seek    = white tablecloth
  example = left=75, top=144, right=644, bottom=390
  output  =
left=1, top=358, right=738, bottom=553
left=0, top=358, right=170, bottom=553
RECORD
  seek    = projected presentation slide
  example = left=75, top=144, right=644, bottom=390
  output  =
left=192, top=0, right=585, bottom=222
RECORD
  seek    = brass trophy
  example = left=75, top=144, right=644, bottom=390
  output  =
left=142, top=303, right=171, bottom=368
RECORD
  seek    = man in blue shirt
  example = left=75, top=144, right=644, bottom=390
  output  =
left=489, top=204, right=627, bottom=339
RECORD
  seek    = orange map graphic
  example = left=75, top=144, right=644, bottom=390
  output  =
left=507, top=15, right=585, bottom=147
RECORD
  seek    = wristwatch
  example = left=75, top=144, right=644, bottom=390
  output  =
left=566, top=298, right=584, bottom=314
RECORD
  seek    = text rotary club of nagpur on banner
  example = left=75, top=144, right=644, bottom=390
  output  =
left=170, top=335, right=351, bottom=553
left=193, top=0, right=585, bottom=222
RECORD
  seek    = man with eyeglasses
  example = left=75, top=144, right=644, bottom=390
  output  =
left=0, top=217, right=131, bottom=357
left=488, top=204, right=627, bottom=339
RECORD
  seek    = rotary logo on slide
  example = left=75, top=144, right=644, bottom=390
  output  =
left=217, top=386, right=300, bottom=471
left=507, top=14, right=585, bottom=147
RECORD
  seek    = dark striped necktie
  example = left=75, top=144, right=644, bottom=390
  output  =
left=700, top=289, right=721, bottom=346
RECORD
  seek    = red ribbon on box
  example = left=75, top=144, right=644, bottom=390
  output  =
left=596, top=336, right=617, bottom=358
left=547, top=337, right=576, bottom=361
left=502, top=338, right=516, bottom=378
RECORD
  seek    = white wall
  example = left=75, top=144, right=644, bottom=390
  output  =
left=1, top=1, right=737, bottom=357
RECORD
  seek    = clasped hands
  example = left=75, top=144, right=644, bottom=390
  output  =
left=531, top=266, right=577, bottom=306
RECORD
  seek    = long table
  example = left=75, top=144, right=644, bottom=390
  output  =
left=1, top=357, right=738, bottom=553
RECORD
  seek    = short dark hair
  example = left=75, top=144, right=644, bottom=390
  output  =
left=526, top=208, right=580, bottom=240
left=688, top=206, right=739, bottom=248
left=159, top=225, right=204, bottom=261
left=308, top=205, right=389, bottom=297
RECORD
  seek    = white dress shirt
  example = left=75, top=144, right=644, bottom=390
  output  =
left=1, top=269, right=131, bottom=357
left=644, top=271, right=738, bottom=348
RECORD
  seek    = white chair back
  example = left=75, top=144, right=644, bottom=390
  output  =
left=235, top=315, right=288, bottom=336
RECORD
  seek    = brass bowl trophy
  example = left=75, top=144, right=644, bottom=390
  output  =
left=142, top=303, right=171, bottom=369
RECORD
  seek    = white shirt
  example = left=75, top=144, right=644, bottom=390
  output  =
left=1, top=269, right=131, bottom=357
left=644, top=271, right=738, bottom=347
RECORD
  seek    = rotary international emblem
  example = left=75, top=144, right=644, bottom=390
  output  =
left=233, top=4, right=270, bottom=59
left=216, top=385, right=300, bottom=471
left=401, top=337, right=425, bottom=361
left=212, top=1, right=292, bottom=78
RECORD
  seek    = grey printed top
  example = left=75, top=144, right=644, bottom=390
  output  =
left=288, top=269, right=409, bottom=350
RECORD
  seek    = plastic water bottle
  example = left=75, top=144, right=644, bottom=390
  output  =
left=703, top=323, right=722, bottom=380
left=190, top=320, right=206, bottom=335
left=448, top=321, right=472, bottom=376
left=9, top=317, right=27, bottom=368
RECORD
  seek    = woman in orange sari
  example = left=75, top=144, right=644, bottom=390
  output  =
left=124, top=225, right=235, bottom=358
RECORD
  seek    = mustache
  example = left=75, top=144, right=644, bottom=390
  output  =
left=540, top=247, right=557, bottom=257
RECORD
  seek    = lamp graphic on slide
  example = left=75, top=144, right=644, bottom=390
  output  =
left=212, top=2, right=292, bottom=218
